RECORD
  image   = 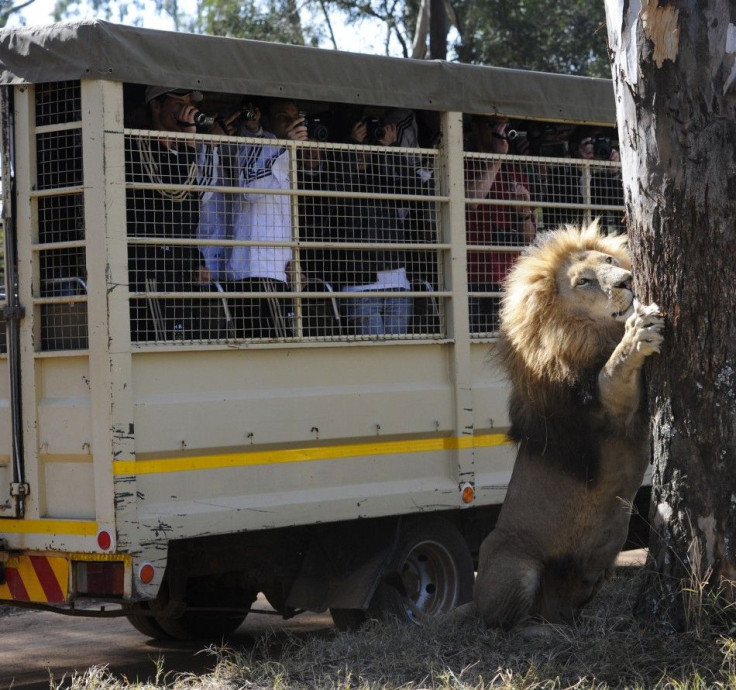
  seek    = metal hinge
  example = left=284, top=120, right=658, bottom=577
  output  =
left=10, top=482, right=30, bottom=497
left=0, top=539, right=8, bottom=585
left=1, top=304, right=25, bottom=322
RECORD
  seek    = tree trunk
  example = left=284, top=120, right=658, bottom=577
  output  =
left=605, top=0, right=736, bottom=632
left=429, top=0, right=448, bottom=59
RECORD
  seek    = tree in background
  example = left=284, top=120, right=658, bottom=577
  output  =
left=605, top=0, right=736, bottom=631
left=196, top=0, right=312, bottom=46
left=47, top=0, right=609, bottom=75
left=0, top=0, right=35, bottom=26
left=454, top=0, right=610, bottom=75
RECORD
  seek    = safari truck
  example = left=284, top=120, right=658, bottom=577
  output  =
left=0, top=21, right=633, bottom=639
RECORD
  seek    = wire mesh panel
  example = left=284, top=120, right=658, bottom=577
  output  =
left=34, top=81, right=88, bottom=352
left=124, top=130, right=445, bottom=345
left=35, top=81, right=82, bottom=127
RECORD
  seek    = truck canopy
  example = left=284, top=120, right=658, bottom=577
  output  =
left=0, top=20, right=616, bottom=124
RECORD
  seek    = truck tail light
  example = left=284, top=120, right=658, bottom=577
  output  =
left=74, top=561, right=124, bottom=597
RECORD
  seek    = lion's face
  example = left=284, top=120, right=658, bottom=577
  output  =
left=556, top=250, right=634, bottom=323
left=499, top=223, right=634, bottom=386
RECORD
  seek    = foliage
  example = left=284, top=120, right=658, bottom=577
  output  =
left=326, top=0, right=422, bottom=57
left=194, top=0, right=317, bottom=46
left=0, top=0, right=35, bottom=27
left=45, top=0, right=610, bottom=77
left=452, top=0, right=610, bottom=76
left=51, top=0, right=148, bottom=25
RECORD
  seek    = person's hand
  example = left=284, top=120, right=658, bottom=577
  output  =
left=378, top=123, right=397, bottom=146
left=286, top=115, right=308, bottom=141
left=489, top=121, right=509, bottom=155
left=511, top=181, right=531, bottom=203
left=217, top=109, right=255, bottom=136
left=173, top=103, right=198, bottom=132
left=608, top=148, right=620, bottom=162
left=196, top=266, right=212, bottom=284
left=350, top=120, right=368, bottom=143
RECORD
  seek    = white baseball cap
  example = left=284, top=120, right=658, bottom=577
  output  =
left=144, top=86, right=204, bottom=104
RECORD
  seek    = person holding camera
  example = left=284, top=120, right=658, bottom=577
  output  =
left=197, top=98, right=265, bottom=284
left=464, top=115, right=537, bottom=334
left=222, top=98, right=308, bottom=338
left=336, top=108, right=434, bottom=336
left=568, top=126, right=625, bottom=235
left=126, top=86, right=220, bottom=341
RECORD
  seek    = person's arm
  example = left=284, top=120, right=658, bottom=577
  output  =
left=509, top=179, right=537, bottom=241
left=466, top=159, right=503, bottom=205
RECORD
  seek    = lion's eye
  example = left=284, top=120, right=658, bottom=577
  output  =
left=605, top=256, right=613, bottom=264
left=575, top=278, right=591, bottom=287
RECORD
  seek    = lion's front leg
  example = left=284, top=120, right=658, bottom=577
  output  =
left=598, top=300, right=664, bottom=420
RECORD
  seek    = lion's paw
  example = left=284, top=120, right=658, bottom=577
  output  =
left=625, top=300, right=664, bottom=356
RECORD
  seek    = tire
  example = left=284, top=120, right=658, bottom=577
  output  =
left=331, top=516, right=474, bottom=629
left=145, top=577, right=255, bottom=641
left=123, top=601, right=170, bottom=639
left=330, top=607, right=368, bottom=631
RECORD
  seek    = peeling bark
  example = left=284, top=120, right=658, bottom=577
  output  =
left=605, top=0, right=736, bottom=632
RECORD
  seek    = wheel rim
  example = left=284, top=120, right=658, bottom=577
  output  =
left=398, top=539, right=461, bottom=622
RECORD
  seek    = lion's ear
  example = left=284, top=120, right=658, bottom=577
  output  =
left=585, top=218, right=603, bottom=237
left=601, top=232, right=630, bottom=264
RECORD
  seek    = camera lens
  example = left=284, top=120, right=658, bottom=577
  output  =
left=308, top=119, right=329, bottom=142
left=592, top=136, right=612, bottom=159
left=193, top=112, right=215, bottom=129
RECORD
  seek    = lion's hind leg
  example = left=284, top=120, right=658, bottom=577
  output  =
left=474, top=538, right=541, bottom=630
left=537, top=557, right=605, bottom=625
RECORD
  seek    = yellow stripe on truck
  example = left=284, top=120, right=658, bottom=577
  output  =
left=112, top=432, right=512, bottom=476
left=0, top=519, right=98, bottom=536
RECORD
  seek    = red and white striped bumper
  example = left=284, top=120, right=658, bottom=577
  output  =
left=0, top=554, right=68, bottom=603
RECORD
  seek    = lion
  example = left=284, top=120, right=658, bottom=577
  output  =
left=473, top=221, right=664, bottom=631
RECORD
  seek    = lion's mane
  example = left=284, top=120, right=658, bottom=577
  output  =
left=499, top=222, right=630, bottom=394
left=497, top=222, right=636, bottom=483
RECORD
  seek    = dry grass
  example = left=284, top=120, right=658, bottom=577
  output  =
left=58, top=567, right=736, bottom=690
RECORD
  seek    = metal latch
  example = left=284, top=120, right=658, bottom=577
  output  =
left=0, top=539, right=8, bottom=585
left=1, top=304, right=25, bottom=322
left=10, top=482, right=30, bottom=497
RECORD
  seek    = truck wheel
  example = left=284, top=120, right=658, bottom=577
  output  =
left=331, top=516, right=473, bottom=630
left=330, top=607, right=368, bottom=631
left=148, top=578, right=255, bottom=641
left=123, top=601, right=170, bottom=639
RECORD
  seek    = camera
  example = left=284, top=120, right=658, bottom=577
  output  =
left=193, top=111, right=216, bottom=129
left=362, top=116, right=387, bottom=145
left=298, top=111, right=329, bottom=142
left=241, top=108, right=257, bottom=121
left=507, top=129, right=529, bottom=153
left=592, top=136, right=613, bottom=159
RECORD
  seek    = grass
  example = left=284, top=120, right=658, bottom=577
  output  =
left=54, top=565, right=736, bottom=690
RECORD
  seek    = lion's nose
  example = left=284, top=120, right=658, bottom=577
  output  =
left=612, top=271, right=632, bottom=290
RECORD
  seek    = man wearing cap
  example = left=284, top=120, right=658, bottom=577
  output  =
left=126, top=86, right=219, bottom=341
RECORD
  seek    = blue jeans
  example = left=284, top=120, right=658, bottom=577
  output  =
left=344, top=291, right=412, bottom=335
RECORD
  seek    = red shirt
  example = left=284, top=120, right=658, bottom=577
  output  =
left=466, top=165, right=527, bottom=286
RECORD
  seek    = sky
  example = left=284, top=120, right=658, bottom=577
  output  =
left=7, top=0, right=393, bottom=55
